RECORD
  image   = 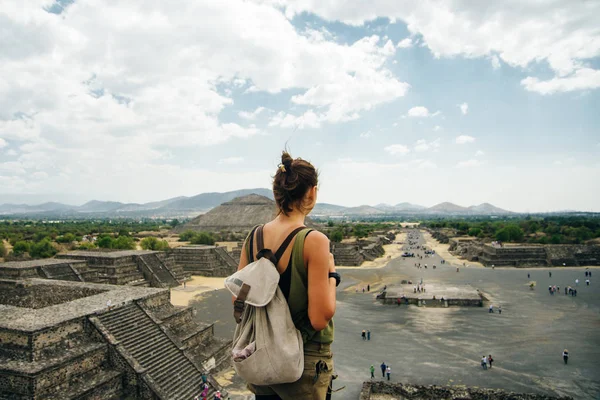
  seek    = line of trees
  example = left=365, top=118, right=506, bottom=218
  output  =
left=424, top=216, right=600, bottom=244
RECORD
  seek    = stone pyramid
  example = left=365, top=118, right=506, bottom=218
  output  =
left=175, top=194, right=316, bottom=233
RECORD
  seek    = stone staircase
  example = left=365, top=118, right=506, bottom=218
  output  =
left=214, top=246, right=238, bottom=270
left=173, top=245, right=237, bottom=277
left=39, top=263, right=82, bottom=282
left=161, top=254, right=190, bottom=283
left=138, top=253, right=179, bottom=288
left=332, top=243, right=365, bottom=266
left=97, top=303, right=209, bottom=399
left=0, top=325, right=124, bottom=400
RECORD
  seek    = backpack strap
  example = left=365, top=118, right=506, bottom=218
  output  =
left=255, top=225, right=306, bottom=266
left=274, top=226, right=306, bottom=262
left=245, top=225, right=261, bottom=263
left=233, top=283, right=251, bottom=324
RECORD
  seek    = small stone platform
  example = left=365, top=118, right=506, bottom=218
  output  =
left=360, top=381, right=572, bottom=399
left=378, top=283, right=483, bottom=307
left=0, top=259, right=98, bottom=283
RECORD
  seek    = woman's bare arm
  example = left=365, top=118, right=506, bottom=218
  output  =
left=305, top=231, right=336, bottom=331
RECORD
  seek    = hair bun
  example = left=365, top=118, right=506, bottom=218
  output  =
left=281, top=152, right=293, bottom=170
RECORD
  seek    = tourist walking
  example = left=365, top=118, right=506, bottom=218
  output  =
left=576, top=279, right=579, bottom=286
left=481, top=356, right=488, bottom=370
left=488, top=355, right=494, bottom=369
left=214, top=390, right=222, bottom=399
left=549, top=271, right=552, bottom=278
left=498, top=305, right=502, bottom=314
left=367, top=284, right=370, bottom=292
left=386, top=366, right=391, bottom=380
left=367, top=330, right=371, bottom=340
left=563, top=349, right=569, bottom=364
left=586, top=279, right=590, bottom=286
left=380, top=362, right=387, bottom=378
left=528, top=273, right=530, bottom=279
left=370, top=365, right=375, bottom=379
left=489, top=304, right=493, bottom=313
left=362, top=330, right=366, bottom=340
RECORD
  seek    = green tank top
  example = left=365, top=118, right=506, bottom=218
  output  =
left=245, top=227, right=334, bottom=344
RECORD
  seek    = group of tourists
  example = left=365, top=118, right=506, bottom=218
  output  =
left=371, top=362, right=392, bottom=380
left=481, top=355, right=494, bottom=369
left=488, top=304, right=502, bottom=314
left=361, top=329, right=371, bottom=341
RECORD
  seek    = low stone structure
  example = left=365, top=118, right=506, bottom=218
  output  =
left=172, top=245, right=238, bottom=277
left=57, top=250, right=189, bottom=288
left=360, top=381, right=572, bottom=399
left=331, top=242, right=365, bottom=266
left=0, top=278, right=229, bottom=399
left=0, top=259, right=99, bottom=283
left=479, top=244, right=548, bottom=267
left=378, top=284, right=483, bottom=307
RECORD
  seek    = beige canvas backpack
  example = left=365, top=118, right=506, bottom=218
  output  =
left=224, top=225, right=305, bottom=386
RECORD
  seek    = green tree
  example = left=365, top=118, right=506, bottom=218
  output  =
left=118, top=229, right=130, bottom=237
left=97, top=236, right=114, bottom=249
left=170, top=219, right=180, bottom=228
left=0, top=241, right=6, bottom=258
left=504, top=224, right=525, bottom=242
left=468, top=228, right=482, bottom=237
left=12, top=241, right=31, bottom=256
left=141, top=237, right=170, bottom=251
left=353, top=225, right=368, bottom=239
left=56, top=233, right=76, bottom=243
left=327, top=220, right=334, bottom=227
left=495, top=229, right=510, bottom=242
left=113, top=236, right=136, bottom=250
left=30, top=239, right=58, bottom=258
left=179, top=230, right=196, bottom=241
left=550, top=234, right=562, bottom=244
left=190, top=232, right=215, bottom=245
left=77, top=242, right=97, bottom=250
left=330, top=230, right=343, bottom=243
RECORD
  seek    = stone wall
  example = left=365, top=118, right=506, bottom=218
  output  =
left=173, top=245, right=237, bottom=277
left=0, top=284, right=106, bottom=309
left=331, top=242, right=365, bottom=266
left=360, top=381, right=572, bottom=400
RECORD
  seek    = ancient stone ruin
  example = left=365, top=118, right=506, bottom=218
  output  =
left=56, top=250, right=189, bottom=288
left=0, top=259, right=98, bottom=283
left=360, top=381, right=573, bottom=400
left=172, top=245, right=238, bottom=277
left=446, top=238, right=600, bottom=267
left=378, top=284, right=484, bottom=307
left=0, top=278, right=229, bottom=399
left=331, top=233, right=393, bottom=266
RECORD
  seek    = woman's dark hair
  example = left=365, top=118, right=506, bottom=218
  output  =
left=273, top=151, right=318, bottom=215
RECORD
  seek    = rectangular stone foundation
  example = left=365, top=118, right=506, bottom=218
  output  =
left=379, top=284, right=483, bottom=307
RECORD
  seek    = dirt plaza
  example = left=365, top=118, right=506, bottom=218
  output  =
left=190, top=230, right=600, bottom=399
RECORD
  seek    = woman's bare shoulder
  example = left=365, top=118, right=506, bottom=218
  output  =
left=304, top=230, right=329, bottom=251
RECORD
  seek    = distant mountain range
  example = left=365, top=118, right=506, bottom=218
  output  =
left=0, top=188, right=523, bottom=218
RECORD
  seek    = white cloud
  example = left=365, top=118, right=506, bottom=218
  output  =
left=433, top=125, right=442, bottom=131
left=360, top=130, right=373, bottom=138
left=456, top=135, right=475, bottom=144
left=456, top=159, right=482, bottom=168
left=521, top=68, right=600, bottom=95
left=239, top=106, right=266, bottom=120
left=0, top=138, right=7, bottom=149
left=397, top=38, right=413, bottom=48
left=491, top=55, right=501, bottom=70
left=269, top=110, right=322, bottom=129
left=475, top=150, right=485, bottom=157
left=407, top=106, right=439, bottom=118
left=6, top=149, right=17, bottom=156
left=274, top=1, right=600, bottom=94
left=218, top=157, right=245, bottom=164
left=414, top=138, right=441, bottom=152
left=384, top=144, right=410, bottom=155
left=459, top=102, right=469, bottom=115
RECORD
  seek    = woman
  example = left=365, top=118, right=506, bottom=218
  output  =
left=236, top=151, right=337, bottom=399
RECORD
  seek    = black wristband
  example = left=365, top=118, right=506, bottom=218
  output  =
left=328, top=272, right=341, bottom=287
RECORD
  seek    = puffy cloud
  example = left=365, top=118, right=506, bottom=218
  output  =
left=397, top=37, right=413, bottom=48
left=0, top=138, right=7, bottom=149
left=360, top=130, right=373, bottom=138
left=272, top=0, right=600, bottom=94
left=269, top=110, right=322, bottom=129
left=475, top=150, right=485, bottom=157
left=459, top=102, right=469, bottom=115
left=521, top=68, right=600, bottom=95
left=456, top=159, right=482, bottom=168
left=433, top=125, right=442, bottom=131
left=456, top=135, right=475, bottom=144
left=384, top=144, right=410, bottom=155
left=491, top=55, right=501, bottom=70
left=414, top=138, right=441, bottom=152
left=239, top=107, right=267, bottom=120
left=218, top=157, right=245, bottom=164
left=407, top=106, right=439, bottom=118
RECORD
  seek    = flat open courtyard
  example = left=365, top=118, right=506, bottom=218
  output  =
left=187, top=229, right=600, bottom=399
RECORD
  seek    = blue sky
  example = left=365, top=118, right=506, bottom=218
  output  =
left=0, top=0, right=599, bottom=212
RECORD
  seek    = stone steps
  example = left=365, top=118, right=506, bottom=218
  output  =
left=98, top=303, right=207, bottom=399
